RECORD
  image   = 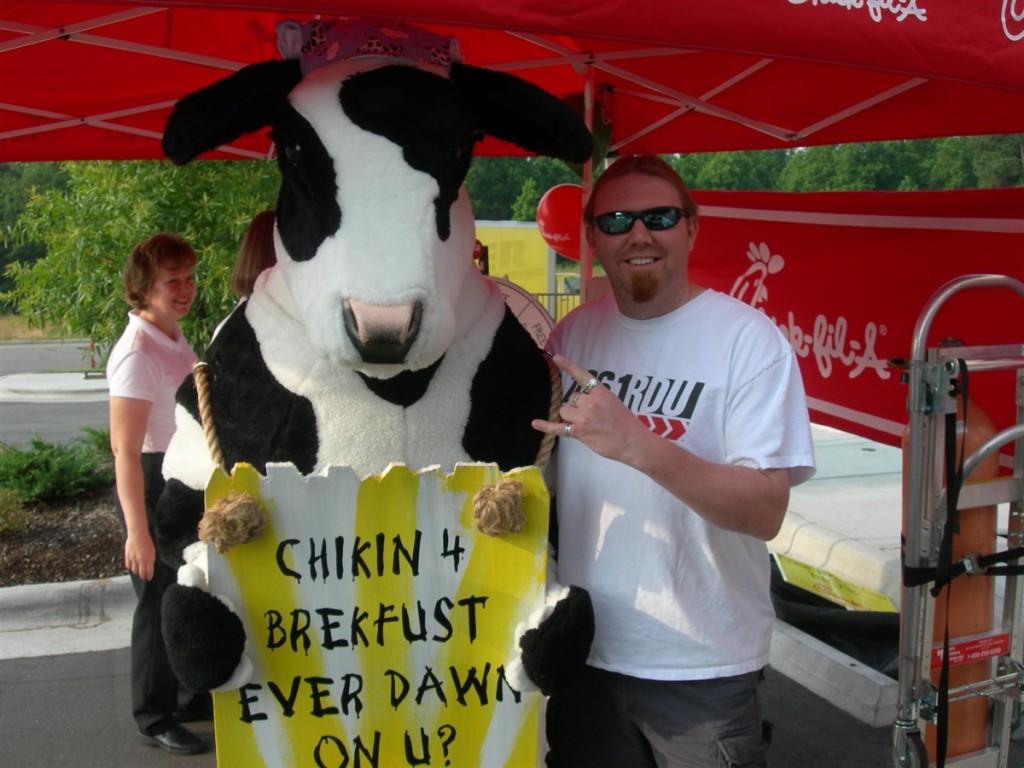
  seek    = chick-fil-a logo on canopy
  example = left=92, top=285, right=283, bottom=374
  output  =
left=730, top=241, right=890, bottom=382
left=788, top=0, right=928, bottom=24
left=1005, top=0, right=1024, bottom=41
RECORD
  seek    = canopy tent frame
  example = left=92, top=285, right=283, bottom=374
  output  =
left=2, top=2, right=1022, bottom=161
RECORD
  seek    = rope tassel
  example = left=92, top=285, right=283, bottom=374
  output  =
left=471, top=354, right=562, bottom=537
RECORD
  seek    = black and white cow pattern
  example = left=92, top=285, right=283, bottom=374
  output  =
left=156, top=54, right=594, bottom=697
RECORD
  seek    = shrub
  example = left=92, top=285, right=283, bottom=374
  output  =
left=0, top=434, right=114, bottom=504
left=0, top=488, right=31, bottom=535
left=76, top=427, right=113, bottom=459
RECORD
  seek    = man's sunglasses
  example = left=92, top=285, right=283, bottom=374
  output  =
left=593, top=207, right=688, bottom=235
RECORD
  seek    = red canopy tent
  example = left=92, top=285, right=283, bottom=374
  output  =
left=1, top=1, right=1022, bottom=450
left=2, top=1, right=1023, bottom=160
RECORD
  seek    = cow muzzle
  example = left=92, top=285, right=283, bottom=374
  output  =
left=342, top=299, right=423, bottom=365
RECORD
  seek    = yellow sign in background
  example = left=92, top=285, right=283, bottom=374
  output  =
left=476, top=222, right=549, bottom=294
left=205, top=462, right=550, bottom=767
left=773, top=553, right=897, bottom=613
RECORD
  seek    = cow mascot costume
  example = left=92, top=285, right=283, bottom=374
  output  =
left=155, top=18, right=595, bottom=712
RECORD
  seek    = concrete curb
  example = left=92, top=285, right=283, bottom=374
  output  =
left=0, top=338, right=91, bottom=347
left=0, top=575, right=133, bottom=660
left=769, top=619, right=896, bottom=728
left=0, top=372, right=109, bottom=402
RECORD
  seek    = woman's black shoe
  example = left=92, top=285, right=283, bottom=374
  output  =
left=139, top=723, right=207, bottom=755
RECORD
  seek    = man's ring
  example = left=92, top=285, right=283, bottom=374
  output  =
left=570, top=392, right=582, bottom=407
left=582, top=377, right=599, bottom=395
left=563, top=423, right=573, bottom=438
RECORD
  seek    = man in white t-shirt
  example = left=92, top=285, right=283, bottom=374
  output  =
left=532, top=156, right=816, bottom=767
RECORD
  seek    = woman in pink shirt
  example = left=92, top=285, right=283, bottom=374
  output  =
left=106, top=233, right=207, bottom=756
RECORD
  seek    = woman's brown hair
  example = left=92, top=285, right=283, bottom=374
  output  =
left=230, top=210, right=276, bottom=299
left=123, top=233, right=197, bottom=309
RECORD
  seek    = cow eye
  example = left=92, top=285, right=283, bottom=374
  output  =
left=283, top=143, right=302, bottom=164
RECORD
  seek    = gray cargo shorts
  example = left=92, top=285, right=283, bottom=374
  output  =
left=545, top=666, right=771, bottom=767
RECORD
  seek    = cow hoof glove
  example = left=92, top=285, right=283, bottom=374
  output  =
left=161, top=584, right=247, bottom=693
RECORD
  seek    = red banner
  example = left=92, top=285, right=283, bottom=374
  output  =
left=689, top=188, right=1024, bottom=461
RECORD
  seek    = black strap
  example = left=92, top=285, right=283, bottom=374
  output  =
left=932, top=358, right=967, bottom=600
left=904, top=547, right=1024, bottom=587
left=934, top=358, right=969, bottom=768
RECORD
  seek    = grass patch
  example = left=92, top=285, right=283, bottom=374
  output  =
left=0, top=313, right=70, bottom=342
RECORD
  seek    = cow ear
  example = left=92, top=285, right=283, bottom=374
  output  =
left=163, top=60, right=304, bottom=165
left=449, top=63, right=592, bottom=164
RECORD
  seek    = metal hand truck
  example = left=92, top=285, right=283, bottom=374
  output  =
left=893, top=274, right=1024, bottom=768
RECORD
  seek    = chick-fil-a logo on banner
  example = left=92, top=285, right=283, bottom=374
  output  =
left=1005, top=0, right=1024, bottom=41
left=730, top=241, right=890, bottom=382
left=788, top=0, right=927, bottom=24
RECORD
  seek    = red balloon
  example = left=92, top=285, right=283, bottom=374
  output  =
left=536, top=184, right=583, bottom=261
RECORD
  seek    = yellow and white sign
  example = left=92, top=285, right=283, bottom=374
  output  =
left=773, top=553, right=897, bottom=613
left=205, top=462, right=550, bottom=767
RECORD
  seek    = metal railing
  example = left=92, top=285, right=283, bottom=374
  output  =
left=534, top=292, right=580, bottom=322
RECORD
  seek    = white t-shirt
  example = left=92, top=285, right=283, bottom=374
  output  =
left=549, top=290, right=816, bottom=680
left=106, top=311, right=196, bottom=454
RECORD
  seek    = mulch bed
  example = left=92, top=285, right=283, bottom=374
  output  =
left=0, top=488, right=125, bottom=587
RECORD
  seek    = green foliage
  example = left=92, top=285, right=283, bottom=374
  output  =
left=777, top=144, right=880, bottom=191
left=511, top=177, right=540, bottom=221
left=970, top=134, right=1024, bottom=188
left=76, top=427, right=113, bottom=458
left=666, top=137, right=1023, bottom=193
left=775, top=136, right=1024, bottom=192
left=4, top=160, right=279, bottom=352
left=666, top=150, right=789, bottom=191
left=0, top=434, right=115, bottom=504
left=925, top=139, right=977, bottom=189
left=466, top=157, right=529, bottom=220
left=467, top=156, right=578, bottom=220
left=0, top=163, right=68, bottom=311
left=0, top=488, right=31, bottom=536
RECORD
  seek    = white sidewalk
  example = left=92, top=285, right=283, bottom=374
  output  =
left=772, top=425, right=905, bottom=611
left=0, top=575, right=134, bottom=661
left=0, top=371, right=109, bottom=402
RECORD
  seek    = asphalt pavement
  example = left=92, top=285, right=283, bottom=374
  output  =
left=1, top=341, right=1020, bottom=767
left=0, top=578, right=895, bottom=768
left=0, top=644, right=893, bottom=768
left=1, top=340, right=108, bottom=447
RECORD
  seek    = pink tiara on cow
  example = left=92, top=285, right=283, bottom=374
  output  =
left=277, top=19, right=463, bottom=76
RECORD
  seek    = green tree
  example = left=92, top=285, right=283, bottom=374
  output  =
left=926, top=137, right=977, bottom=189
left=667, top=153, right=712, bottom=188
left=511, top=177, right=540, bottom=221
left=970, top=134, right=1024, bottom=188
left=690, top=150, right=789, bottom=190
left=6, top=160, right=278, bottom=355
left=775, top=137, right=1024, bottom=192
left=0, top=163, right=67, bottom=310
left=777, top=142, right=926, bottom=191
left=467, top=156, right=578, bottom=220
left=466, top=157, right=530, bottom=220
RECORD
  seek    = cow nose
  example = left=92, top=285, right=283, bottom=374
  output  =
left=342, top=299, right=423, bottom=364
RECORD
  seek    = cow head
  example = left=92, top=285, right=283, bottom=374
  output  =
left=162, top=20, right=591, bottom=379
